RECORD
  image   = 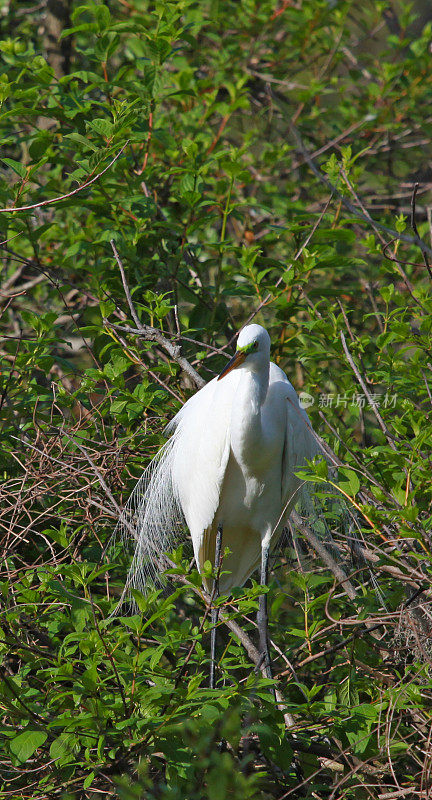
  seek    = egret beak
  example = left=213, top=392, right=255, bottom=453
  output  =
left=217, top=350, right=246, bottom=380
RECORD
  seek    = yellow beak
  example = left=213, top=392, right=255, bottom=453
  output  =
left=217, top=350, right=246, bottom=381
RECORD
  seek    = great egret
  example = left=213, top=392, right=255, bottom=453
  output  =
left=117, top=323, right=322, bottom=684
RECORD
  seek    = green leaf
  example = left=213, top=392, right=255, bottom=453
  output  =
left=83, top=771, right=95, bottom=789
left=10, top=730, right=47, bottom=763
left=49, top=733, right=77, bottom=765
left=64, top=132, right=99, bottom=151
left=337, top=468, right=360, bottom=496
left=81, top=663, right=98, bottom=691
left=2, top=157, right=27, bottom=178
left=96, top=4, right=110, bottom=31
left=87, top=118, right=114, bottom=138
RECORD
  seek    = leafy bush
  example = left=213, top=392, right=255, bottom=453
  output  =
left=1, top=0, right=432, bottom=797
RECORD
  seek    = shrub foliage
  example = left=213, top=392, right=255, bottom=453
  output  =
left=1, top=0, right=432, bottom=797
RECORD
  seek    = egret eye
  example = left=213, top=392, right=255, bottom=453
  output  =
left=253, top=341, right=259, bottom=350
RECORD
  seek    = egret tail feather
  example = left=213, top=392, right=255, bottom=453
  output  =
left=112, top=432, right=187, bottom=609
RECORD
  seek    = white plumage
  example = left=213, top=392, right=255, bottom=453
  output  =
left=117, top=323, right=322, bottom=598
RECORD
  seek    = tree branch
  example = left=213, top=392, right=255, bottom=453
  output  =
left=0, top=142, right=129, bottom=214
left=286, top=119, right=432, bottom=258
left=110, top=239, right=141, bottom=329
left=290, top=510, right=358, bottom=602
left=103, top=319, right=205, bottom=389
left=410, top=182, right=432, bottom=281
left=340, top=330, right=398, bottom=452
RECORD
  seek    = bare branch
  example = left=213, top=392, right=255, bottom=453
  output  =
left=243, top=192, right=334, bottom=328
left=103, top=319, right=205, bottom=389
left=410, top=182, right=432, bottom=281
left=340, top=330, right=398, bottom=452
left=286, top=119, right=432, bottom=258
left=0, top=141, right=129, bottom=214
left=61, top=430, right=122, bottom=516
left=110, top=239, right=141, bottom=329
left=0, top=274, right=46, bottom=298
left=290, top=510, right=358, bottom=602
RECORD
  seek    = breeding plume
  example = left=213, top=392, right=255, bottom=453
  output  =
left=117, top=324, right=322, bottom=682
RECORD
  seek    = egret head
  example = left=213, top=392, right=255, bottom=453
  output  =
left=217, top=324, right=271, bottom=380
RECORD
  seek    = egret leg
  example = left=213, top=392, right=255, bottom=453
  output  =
left=210, top=524, right=223, bottom=689
left=257, top=540, right=272, bottom=681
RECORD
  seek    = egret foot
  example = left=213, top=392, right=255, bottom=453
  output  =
left=210, top=524, right=223, bottom=689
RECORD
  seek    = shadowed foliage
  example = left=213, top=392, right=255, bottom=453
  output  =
left=1, top=0, right=432, bottom=797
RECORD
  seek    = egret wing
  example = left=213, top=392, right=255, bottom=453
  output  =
left=114, top=369, right=241, bottom=600
left=168, top=370, right=242, bottom=562
left=269, top=363, right=352, bottom=556
left=268, top=362, right=321, bottom=517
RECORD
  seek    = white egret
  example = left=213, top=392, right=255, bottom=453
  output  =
left=117, top=323, right=322, bottom=684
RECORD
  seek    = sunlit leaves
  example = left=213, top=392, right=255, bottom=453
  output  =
left=1, top=0, right=432, bottom=797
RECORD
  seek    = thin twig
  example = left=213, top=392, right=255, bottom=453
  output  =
left=89, top=594, right=129, bottom=719
left=340, top=331, right=398, bottom=452
left=61, top=431, right=122, bottom=515
left=290, top=510, right=357, bottom=602
left=110, top=240, right=141, bottom=329
left=103, top=319, right=205, bottom=389
left=410, top=182, right=432, bottom=281
left=244, top=192, right=334, bottom=328
left=0, top=141, right=129, bottom=214
left=286, top=119, right=432, bottom=258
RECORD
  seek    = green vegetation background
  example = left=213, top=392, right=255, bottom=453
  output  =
left=1, top=0, right=432, bottom=797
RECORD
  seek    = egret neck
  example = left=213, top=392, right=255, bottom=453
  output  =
left=230, top=359, right=270, bottom=469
